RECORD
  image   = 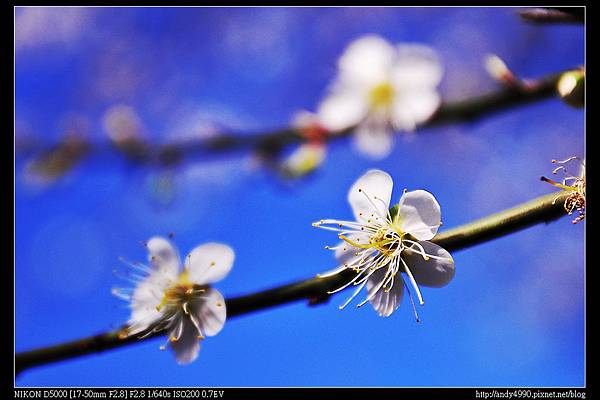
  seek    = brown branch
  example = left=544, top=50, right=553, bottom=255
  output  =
left=518, top=7, right=585, bottom=24
left=15, top=190, right=571, bottom=376
left=19, top=69, right=567, bottom=176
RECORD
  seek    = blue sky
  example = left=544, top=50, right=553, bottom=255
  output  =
left=15, top=7, right=584, bottom=386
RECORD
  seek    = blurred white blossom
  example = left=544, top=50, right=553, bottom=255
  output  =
left=15, top=7, right=92, bottom=52
left=114, top=237, right=234, bottom=364
left=102, top=105, right=144, bottom=144
left=317, top=35, right=443, bottom=159
left=484, top=54, right=517, bottom=86
left=313, top=169, right=454, bottom=318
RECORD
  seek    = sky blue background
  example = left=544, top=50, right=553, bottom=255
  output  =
left=15, top=7, right=585, bottom=387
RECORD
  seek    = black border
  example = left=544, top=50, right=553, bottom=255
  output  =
left=8, top=3, right=589, bottom=399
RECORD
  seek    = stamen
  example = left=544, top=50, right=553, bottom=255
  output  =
left=316, top=265, right=347, bottom=279
left=552, top=156, right=583, bottom=165
left=171, top=319, right=184, bottom=342
left=327, top=269, right=368, bottom=294
left=404, top=245, right=452, bottom=264
left=118, top=257, right=153, bottom=274
left=339, top=234, right=373, bottom=249
left=338, top=276, right=370, bottom=310
left=356, top=267, right=392, bottom=308
left=403, top=241, right=430, bottom=261
left=112, top=287, right=132, bottom=301
left=400, top=256, right=424, bottom=306
left=189, top=312, right=204, bottom=339
left=403, top=281, right=420, bottom=323
left=359, top=189, right=388, bottom=222
left=315, top=218, right=380, bottom=231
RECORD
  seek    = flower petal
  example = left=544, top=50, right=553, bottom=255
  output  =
left=403, top=241, right=455, bottom=288
left=169, top=318, right=201, bottom=365
left=184, top=243, right=235, bottom=285
left=192, top=288, right=226, bottom=337
left=391, top=90, right=441, bottom=131
left=127, top=309, right=162, bottom=336
left=367, top=267, right=404, bottom=317
left=128, top=272, right=169, bottom=334
left=317, top=89, right=368, bottom=131
left=348, top=169, right=393, bottom=222
left=391, top=44, right=443, bottom=89
left=353, top=123, right=394, bottom=159
left=338, top=35, right=396, bottom=88
left=398, top=190, right=441, bottom=240
left=147, top=236, right=181, bottom=277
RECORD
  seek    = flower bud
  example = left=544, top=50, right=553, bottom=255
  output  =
left=557, top=69, right=584, bottom=108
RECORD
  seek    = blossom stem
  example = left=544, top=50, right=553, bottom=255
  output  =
left=15, top=190, right=570, bottom=375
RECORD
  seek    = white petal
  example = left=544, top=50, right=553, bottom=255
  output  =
left=128, top=272, right=169, bottom=332
left=317, top=89, right=368, bottom=131
left=184, top=243, right=235, bottom=285
left=338, top=35, right=396, bottom=88
left=403, top=241, right=455, bottom=288
left=192, top=288, right=226, bottom=337
left=390, top=44, right=443, bottom=89
left=147, top=236, right=181, bottom=277
left=169, top=318, right=201, bottom=365
left=367, top=267, right=404, bottom=317
left=398, top=190, right=441, bottom=240
left=353, top=123, right=394, bottom=159
left=391, top=90, right=441, bottom=131
left=348, top=169, right=393, bottom=222
left=127, top=309, right=162, bottom=336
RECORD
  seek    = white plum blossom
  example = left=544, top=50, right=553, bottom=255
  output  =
left=113, top=237, right=234, bottom=364
left=317, top=35, right=443, bottom=159
left=313, top=169, right=455, bottom=319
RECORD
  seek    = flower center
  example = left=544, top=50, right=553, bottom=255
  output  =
left=369, top=227, right=402, bottom=256
left=340, top=225, right=404, bottom=260
left=156, top=270, right=206, bottom=312
left=369, top=82, right=395, bottom=109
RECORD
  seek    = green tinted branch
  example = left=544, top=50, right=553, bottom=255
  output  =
left=15, top=190, right=570, bottom=376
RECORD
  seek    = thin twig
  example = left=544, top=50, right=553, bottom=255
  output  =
left=15, top=190, right=571, bottom=376
left=518, top=7, right=585, bottom=24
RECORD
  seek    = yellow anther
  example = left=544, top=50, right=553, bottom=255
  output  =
left=369, top=82, right=395, bottom=108
left=339, top=235, right=372, bottom=249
